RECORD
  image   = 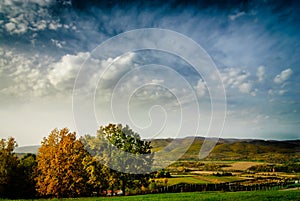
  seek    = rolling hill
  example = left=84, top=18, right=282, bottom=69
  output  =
left=151, top=137, right=300, bottom=162
left=14, top=137, right=300, bottom=162
left=14, top=145, right=40, bottom=154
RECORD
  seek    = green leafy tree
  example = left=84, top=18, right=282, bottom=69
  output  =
left=83, top=124, right=153, bottom=195
left=18, top=153, right=38, bottom=198
left=82, top=155, right=109, bottom=195
left=0, top=137, right=19, bottom=198
left=36, top=128, right=90, bottom=198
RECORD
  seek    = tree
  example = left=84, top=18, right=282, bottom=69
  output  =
left=18, top=153, right=37, bottom=198
left=82, top=155, right=109, bottom=196
left=83, top=124, right=153, bottom=195
left=35, top=128, right=90, bottom=198
left=0, top=137, right=19, bottom=198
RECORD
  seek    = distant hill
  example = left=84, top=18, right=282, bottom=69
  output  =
left=151, top=137, right=300, bottom=162
left=14, top=137, right=300, bottom=162
left=14, top=145, right=40, bottom=154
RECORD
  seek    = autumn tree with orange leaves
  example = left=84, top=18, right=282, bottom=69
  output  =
left=35, top=128, right=90, bottom=198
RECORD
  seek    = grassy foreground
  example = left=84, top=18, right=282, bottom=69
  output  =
left=2, top=190, right=300, bottom=201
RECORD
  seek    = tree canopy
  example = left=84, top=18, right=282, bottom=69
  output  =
left=1, top=125, right=154, bottom=198
left=0, top=137, right=19, bottom=198
left=82, top=124, right=153, bottom=195
left=35, top=128, right=90, bottom=198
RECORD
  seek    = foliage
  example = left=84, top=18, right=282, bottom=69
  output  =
left=82, top=124, right=153, bottom=195
left=249, top=163, right=300, bottom=173
left=153, top=169, right=171, bottom=178
left=82, top=155, right=109, bottom=195
left=17, top=153, right=38, bottom=198
left=149, top=178, right=168, bottom=191
left=213, top=172, right=233, bottom=176
left=35, top=128, right=90, bottom=198
left=0, top=137, right=19, bottom=198
left=0, top=138, right=38, bottom=199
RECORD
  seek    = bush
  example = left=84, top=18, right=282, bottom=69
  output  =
left=213, top=172, right=233, bottom=177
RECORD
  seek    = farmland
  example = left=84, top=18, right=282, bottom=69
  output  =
left=148, top=139, right=300, bottom=197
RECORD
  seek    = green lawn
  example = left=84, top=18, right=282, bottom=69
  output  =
left=2, top=190, right=300, bottom=201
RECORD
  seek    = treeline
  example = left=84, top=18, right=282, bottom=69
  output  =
left=249, top=164, right=300, bottom=173
left=0, top=124, right=158, bottom=199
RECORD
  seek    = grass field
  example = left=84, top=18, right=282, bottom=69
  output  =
left=166, top=175, right=208, bottom=185
left=165, top=174, right=246, bottom=185
left=2, top=190, right=300, bottom=201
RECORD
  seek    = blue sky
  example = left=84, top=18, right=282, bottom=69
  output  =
left=0, top=0, right=299, bottom=145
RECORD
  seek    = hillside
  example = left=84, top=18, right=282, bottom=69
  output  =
left=151, top=137, right=300, bottom=162
left=14, top=145, right=40, bottom=154
left=14, top=137, right=300, bottom=162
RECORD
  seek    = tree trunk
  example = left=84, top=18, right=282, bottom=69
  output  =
left=122, top=180, right=126, bottom=196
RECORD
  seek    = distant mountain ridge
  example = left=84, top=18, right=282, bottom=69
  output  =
left=14, top=145, right=40, bottom=154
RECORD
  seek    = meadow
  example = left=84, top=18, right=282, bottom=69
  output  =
left=1, top=190, right=299, bottom=201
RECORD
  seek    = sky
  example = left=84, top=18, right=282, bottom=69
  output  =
left=0, top=0, right=299, bottom=146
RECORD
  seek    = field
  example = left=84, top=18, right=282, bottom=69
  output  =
left=1, top=190, right=299, bottom=201
left=11, top=138, right=300, bottom=200
left=222, top=161, right=263, bottom=171
left=165, top=175, right=208, bottom=185
left=165, top=174, right=246, bottom=185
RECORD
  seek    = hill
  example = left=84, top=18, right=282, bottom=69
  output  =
left=14, top=145, right=40, bottom=154
left=14, top=137, right=300, bottom=162
left=151, top=137, right=300, bottom=162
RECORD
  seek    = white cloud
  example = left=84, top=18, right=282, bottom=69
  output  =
left=0, top=49, right=138, bottom=99
left=49, top=21, right=63, bottom=30
left=278, top=89, right=287, bottom=95
left=14, top=23, right=28, bottom=34
left=228, top=11, right=246, bottom=21
left=256, top=65, right=265, bottom=82
left=34, top=20, right=47, bottom=30
left=194, top=79, right=206, bottom=97
left=0, top=0, right=63, bottom=34
left=273, top=68, right=293, bottom=84
left=132, top=85, right=174, bottom=103
left=99, top=52, right=136, bottom=84
left=24, top=0, right=54, bottom=6
left=268, top=88, right=289, bottom=96
left=221, top=67, right=255, bottom=95
left=48, top=52, right=94, bottom=91
left=5, top=22, right=16, bottom=32
left=0, top=49, right=55, bottom=97
left=239, top=82, right=252, bottom=94
left=222, top=68, right=250, bottom=88
left=150, top=79, right=164, bottom=84
left=51, top=39, right=65, bottom=48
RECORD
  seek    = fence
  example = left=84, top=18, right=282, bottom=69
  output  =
left=154, top=181, right=293, bottom=194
